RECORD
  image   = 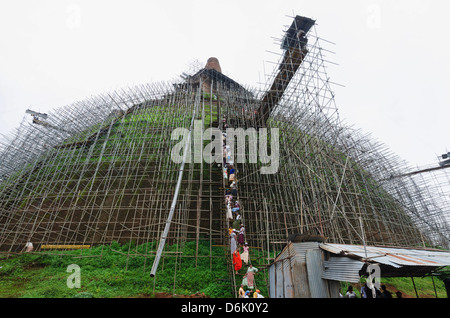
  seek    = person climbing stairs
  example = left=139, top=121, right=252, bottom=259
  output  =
left=218, top=114, right=260, bottom=298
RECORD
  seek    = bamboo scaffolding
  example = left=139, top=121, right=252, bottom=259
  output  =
left=0, top=17, right=449, bottom=297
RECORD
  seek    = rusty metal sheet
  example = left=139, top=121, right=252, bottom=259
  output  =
left=269, top=264, right=276, bottom=298
left=306, top=249, right=329, bottom=298
left=322, top=256, right=364, bottom=283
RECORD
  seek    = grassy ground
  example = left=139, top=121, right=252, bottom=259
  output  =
left=0, top=242, right=447, bottom=298
left=0, top=241, right=233, bottom=298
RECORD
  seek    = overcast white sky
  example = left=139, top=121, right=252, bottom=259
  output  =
left=1, top=0, right=449, bottom=169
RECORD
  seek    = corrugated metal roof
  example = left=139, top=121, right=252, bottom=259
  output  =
left=320, top=243, right=450, bottom=268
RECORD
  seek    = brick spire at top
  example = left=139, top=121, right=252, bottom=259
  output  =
left=205, top=57, right=222, bottom=73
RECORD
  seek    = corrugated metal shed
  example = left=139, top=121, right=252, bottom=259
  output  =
left=320, top=243, right=450, bottom=267
left=320, top=243, right=450, bottom=278
left=270, top=241, right=333, bottom=298
left=269, top=241, right=450, bottom=297
left=270, top=242, right=320, bottom=298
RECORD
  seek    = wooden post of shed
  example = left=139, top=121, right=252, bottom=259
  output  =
left=431, top=275, right=438, bottom=298
left=411, top=275, right=419, bottom=298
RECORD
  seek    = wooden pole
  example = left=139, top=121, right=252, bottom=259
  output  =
left=150, top=84, right=200, bottom=277
left=411, top=275, right=419, bottom=298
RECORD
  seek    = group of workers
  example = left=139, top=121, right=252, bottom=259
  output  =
left=221, top=116, right=263, bottom=298
left=341, top=284, right=400, bottom=298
